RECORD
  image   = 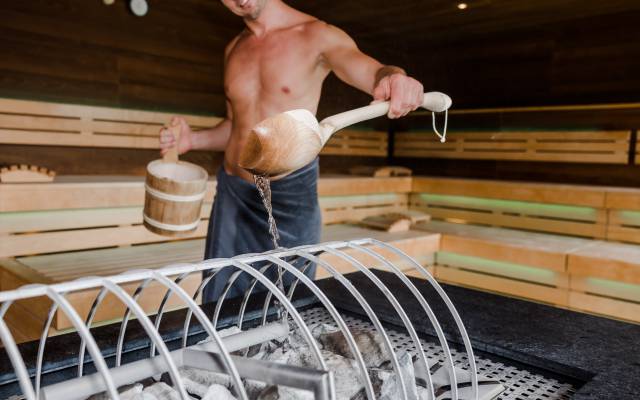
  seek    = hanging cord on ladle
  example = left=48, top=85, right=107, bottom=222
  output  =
left=431, top=109, right=448, bottom=142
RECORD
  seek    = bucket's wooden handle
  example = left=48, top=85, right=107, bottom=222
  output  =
left=163, top=122, right=181, bottom=163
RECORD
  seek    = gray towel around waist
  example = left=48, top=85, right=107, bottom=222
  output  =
left=202, top=159, right=321, bottom=303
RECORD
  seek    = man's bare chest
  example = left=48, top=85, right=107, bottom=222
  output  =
left=224, top=35, right=322, bottom=102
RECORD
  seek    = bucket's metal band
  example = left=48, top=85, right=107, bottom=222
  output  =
left=143, top=214, right=200, bottom=232
left=145, top=185, right=206, bottom=202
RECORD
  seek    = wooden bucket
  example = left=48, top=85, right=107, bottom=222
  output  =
left=143, top=125, right=208, bottom=237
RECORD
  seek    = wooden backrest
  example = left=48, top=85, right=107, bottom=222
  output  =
left=0, top=176, right=412, bottom=259
left=605, top=189, right=640, bottom=244
left=0, top=98, right=221, bottom=149
left=395, top=130, right=632, bottom=164
left=321, top=129, right=388, bottom=157
left=0, top=98, right=387, bottom=156
left=411, top=177, right=640, bottom=243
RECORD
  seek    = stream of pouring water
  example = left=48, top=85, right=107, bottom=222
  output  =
left=253, top=174, right=280, bottom=249
left=253, top=174, right=286, bottom=317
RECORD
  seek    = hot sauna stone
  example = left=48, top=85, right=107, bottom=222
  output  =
left=314, top=325, right=390, bottom=368
left=201, top=384, right=237, bottom=400
left=142, top=382, right=189, bottom=400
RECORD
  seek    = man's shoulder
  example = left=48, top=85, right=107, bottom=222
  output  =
left=302, top=20, right=350, bottom=45
left=224, top=31, right=248, bottom=58
left=302, top=19, right=335, bottom=36
left=304, top=20, right=354, bottom=50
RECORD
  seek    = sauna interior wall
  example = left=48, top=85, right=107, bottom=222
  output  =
left=1, top=1, right=640, bottom=180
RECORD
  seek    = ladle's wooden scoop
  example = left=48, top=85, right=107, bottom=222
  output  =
left=239, top=91, right=452, bottom=177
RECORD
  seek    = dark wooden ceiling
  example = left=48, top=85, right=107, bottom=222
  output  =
left=290, top=0, right=640, bottom=46
left=290, top=0, right=640, bottom=111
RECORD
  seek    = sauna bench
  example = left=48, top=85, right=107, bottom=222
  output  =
left=2, top=174, right=640, bottom=340
left=410, top=177, right=640, bottom=323
left=0, top=174, right=422, bottom=343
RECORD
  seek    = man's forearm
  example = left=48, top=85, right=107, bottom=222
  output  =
left=190, top=118, right=232, bottom=152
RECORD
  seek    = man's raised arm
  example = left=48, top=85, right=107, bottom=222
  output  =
left=319, top=23, right=424, bottom=118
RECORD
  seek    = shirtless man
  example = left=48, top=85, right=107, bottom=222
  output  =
left=160, top=0, right=424, bottom=303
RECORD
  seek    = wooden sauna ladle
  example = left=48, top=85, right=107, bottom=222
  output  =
left=238, top=92, right=452, bottom=177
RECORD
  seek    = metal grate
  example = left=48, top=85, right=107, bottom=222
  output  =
left=299, top=307, right=576, bottom=400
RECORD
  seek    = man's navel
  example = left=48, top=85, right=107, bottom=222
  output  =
left=281, top=86, right=291, bottom=94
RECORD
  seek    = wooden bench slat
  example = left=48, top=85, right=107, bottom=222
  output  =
left=412, top=203, right=607, bottom=239
left=320, top=193, right=407, bottom=210
left=398, top=131, right=631, bottom=140
left=412, top=177, right=607, bottom=207
left=416, top=221, right=586, bottom=272
left=0, top=114, right=83, bottom=132
left=396, top=148, right=627, bottom=164
left=435, top=266, right=569, bottom=306
left=437, top=251, right=569, bottom=288
left=412, top=193, right=603, bottom=222
left=0, top=129, right=161, bottom=149
left=318, top=177, right=412, bottom=196
left=17, top=240, right=205, bottom=276
left=570, top=276, right=640, bottom=304
left=395, top=130, right=631, bottom=164
left=0, top=98, right=222, bottom=149
left=568, top=291, right=640, bottom=323
left=567, top=241, right=640, bottom=284
left=321, top=129, right=388, bottom=157
left=0, top=223, right=209, bottom=258
left=0, top=204, right=214, bottom=234
left=605, top=189, right=640, bottom=210
left=1, top=177, right=413, bottom=212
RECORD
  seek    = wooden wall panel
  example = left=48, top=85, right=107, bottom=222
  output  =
left=3, top=1, right=639, bottom=117
left=0, top=1, right=238, bottom=115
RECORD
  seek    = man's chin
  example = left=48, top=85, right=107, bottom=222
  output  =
left=239, top=0, right=265, bottom=19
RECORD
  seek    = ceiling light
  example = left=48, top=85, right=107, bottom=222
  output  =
left=130, top=0, right=149, bottom=16
left=457, top=3, right=468, bottom=10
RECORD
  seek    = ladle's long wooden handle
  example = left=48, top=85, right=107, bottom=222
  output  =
left=318, top=92, right=451, bottom=144
left=163, top=123, right=181, bottom=163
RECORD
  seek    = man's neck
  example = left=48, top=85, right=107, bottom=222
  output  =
left=244, top=0, right=294, bottom=37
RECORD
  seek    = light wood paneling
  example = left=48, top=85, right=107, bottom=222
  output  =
left=570, top=276, right=640, bottom=304
left=434, top=266, right=569, bottom=306
left=411, top=177, right=606, bottom=207
left=411, top=193, right=607, bottom=239
left=568, top=291, right=640, bottom=323
left=317, top=224, right=439, bottom=279
left=606, top=210, right=640, bottom=244
left=0, top=176, right=414, bottom=259
left=321, top=129, right=387, bottom=157
left=0, top=176, right=412, bottom=212
left=567, top=241, right=640, bottom=285
left=319, top=176, right=412, bottom=196
left=606, top=188, right=640, bottom=210
left=321, top=193, right=408, bottom=224
left=395, top=131, right=631, bottom=164
left=418, top=221, right=592, bottom=272
left=0, top=98, right=221, bottom=149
